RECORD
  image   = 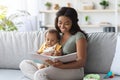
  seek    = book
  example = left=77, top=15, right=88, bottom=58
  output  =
left=30, top=52, right=77, bottom=63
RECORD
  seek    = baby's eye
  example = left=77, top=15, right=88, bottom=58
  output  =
left=47, top=39, right=49, bottom=41
left=51, top=40, right=54, bottom=42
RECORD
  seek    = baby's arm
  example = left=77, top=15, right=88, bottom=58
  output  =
left=37, top=43, right=45, bottom=54
left=53, top=49, right=62, bottom=56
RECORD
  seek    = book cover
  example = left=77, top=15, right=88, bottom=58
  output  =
left=30, top=52, right=77, bottom=63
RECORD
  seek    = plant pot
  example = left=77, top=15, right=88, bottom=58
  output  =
left=101, top=6, right=109, bottom=9
left=85, top=21, right=91, bottom=25
left=46, top=7, right=51, bottom=10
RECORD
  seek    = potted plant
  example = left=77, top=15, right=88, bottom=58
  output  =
left=45, top=2, right=52, bottom=10
left=85, top=15, right=91, bottom=24
left=118, top=2, right=120, bottom=9
left=0, top=5, right=30, bottom=31
left=0, top=5, right=17, bottom=31
left=99, top=0, right=109, bottom=9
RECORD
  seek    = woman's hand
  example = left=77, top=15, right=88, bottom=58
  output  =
left=45, top=59, right=63, bottom=68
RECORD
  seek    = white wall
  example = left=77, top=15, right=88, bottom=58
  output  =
left=0, top=0, right=118, bottom=32
left=38, top=0, right=118, bottom=33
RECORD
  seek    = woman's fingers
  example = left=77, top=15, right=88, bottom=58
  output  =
left=45, top=60, right=63, bottom=67
left=45, top=60, right=54, bottom=65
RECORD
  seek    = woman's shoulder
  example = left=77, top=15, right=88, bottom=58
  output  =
left=74, top=32, right=86, bottom=40
left=75, top=32, right=86, bottom=37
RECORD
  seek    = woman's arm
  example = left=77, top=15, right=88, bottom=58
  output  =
left=46, top=38, right=87, bottom=69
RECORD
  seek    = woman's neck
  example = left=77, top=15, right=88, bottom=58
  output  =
left=61, top=32, right=71, bottom=45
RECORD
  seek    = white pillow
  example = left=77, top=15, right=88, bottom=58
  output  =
left=110, top=35, right=120, bottom=75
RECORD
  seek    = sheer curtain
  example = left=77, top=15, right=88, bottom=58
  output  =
left=0, top=0, right=40, bottom=31
left=18, top=0, right=39, bottom=31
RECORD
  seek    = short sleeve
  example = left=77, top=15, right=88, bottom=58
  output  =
left=37, top=43, right=45, bottom=53
left=55, top=43, right=62, bottom=51
left=62, top=32, right=86, bottom=54
left=75, top=32, right=86, bottom=41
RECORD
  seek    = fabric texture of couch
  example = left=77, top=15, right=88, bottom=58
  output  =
left=0, top=31, right=120, bottom=80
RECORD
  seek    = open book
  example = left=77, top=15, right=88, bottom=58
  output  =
left=30, top=52, right=77, bottom=63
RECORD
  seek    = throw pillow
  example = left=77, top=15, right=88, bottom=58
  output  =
left=110, top=35, right=120, bottom=75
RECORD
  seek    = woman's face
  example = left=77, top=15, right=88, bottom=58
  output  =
left=57, top=16, right=72, bottom=33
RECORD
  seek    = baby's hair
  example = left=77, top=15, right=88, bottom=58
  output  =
left=45, top=29, right=61, bottom=40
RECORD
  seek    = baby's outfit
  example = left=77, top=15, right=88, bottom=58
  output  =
left=37, top=42, right=61, bottom=54
left=37, top=42, right=61, bottom=68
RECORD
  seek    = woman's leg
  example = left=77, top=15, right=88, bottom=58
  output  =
left=34, top=66, right=84, bottom=80
left=19, top=60, right=39, bottom=80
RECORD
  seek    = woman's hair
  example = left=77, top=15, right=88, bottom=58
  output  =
left=45, top=29, right=61, bottom=40
left=55, top=7, right=87, bottom=38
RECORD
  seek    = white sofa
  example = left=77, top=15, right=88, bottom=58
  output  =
left=0, top=31, right=120, bottom=80
left=0, top=31, right=45, bottom=80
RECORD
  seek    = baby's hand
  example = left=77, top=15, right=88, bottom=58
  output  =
left=53, top=51, right=61, bottom=56
left=42, top=52, right=53, bottom=56
left=38, top=64, right=46, bottom=69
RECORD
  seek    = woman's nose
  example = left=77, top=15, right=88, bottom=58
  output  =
left=61, top=24, right=64, bottom=28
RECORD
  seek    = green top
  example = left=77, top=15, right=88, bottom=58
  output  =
left=62, top=32, right=86, bottom=55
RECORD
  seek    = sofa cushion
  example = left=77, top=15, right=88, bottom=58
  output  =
left=111, top=35, right=120, bottom=75
left=0, top=69, right=30, bottom=80
left=85, top=32, right=118, bottom=74
left=0, top=31, right=45, bottom=69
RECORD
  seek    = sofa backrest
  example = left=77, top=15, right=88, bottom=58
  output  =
left=85, top=32, right=119, bottom=74
left=0, top=31, right=45, bottom=69
left=0, top=32, right=118, bottom=73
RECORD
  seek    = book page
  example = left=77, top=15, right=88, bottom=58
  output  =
left=30, top=52, right=77, bottom=63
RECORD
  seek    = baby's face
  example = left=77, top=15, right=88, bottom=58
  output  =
left=45, top=33, right=58, bottom=47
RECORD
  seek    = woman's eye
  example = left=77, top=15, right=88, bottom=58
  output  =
left=65, top=23, right=69, bottom=25
left=58, top=22, right=62, bottom=24
left=65, top=23, right=70, bottom=25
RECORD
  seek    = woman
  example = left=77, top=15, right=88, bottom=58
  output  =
left=19, top=7, right=87, bottom=80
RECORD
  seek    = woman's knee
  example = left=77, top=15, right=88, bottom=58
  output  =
left=19, top=60, right=31, bottom=69
left=19, top=60, right=38, bottom=71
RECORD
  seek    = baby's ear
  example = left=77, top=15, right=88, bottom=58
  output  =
left=57, top=40, right=59, bottom=42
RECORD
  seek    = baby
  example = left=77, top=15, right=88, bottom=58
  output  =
left=37, top=29, right=62, bottom=68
